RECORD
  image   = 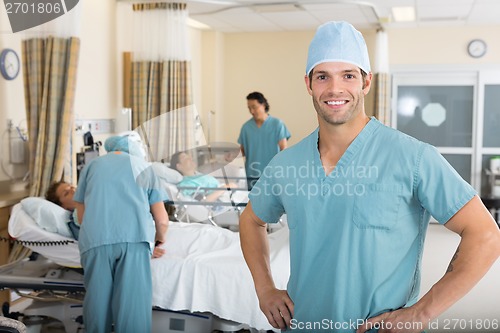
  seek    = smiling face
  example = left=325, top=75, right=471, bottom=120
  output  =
left=305, top=62, right=371, bottom=126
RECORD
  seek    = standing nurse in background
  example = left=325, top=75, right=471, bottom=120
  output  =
left=238, top=91, right=291, bottom=189
left=73, top=134, right=169, bottom=333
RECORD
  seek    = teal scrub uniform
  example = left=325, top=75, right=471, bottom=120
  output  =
left=74, top=151, right=168, bottom=333
left=178, top=173, right=219, bottom=197
left=249, top=118, right=476, bottom=332
left=238, top=115, right=290, bottom=189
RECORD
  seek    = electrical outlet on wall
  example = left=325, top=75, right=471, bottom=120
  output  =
left=75, top=119, right=115, bottom=134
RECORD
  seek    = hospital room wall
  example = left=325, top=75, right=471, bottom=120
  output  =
left=0, top=8, right=29, bottom=185
left=0, top=0, right=119, bottom=185
left=0, top=1, right=203, bottom=185
left=201, top=25, right=500, bottom=147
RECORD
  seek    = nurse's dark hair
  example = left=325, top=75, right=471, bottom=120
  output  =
left=246, top=91, right=270, bottom=112
left=308, top=68, right=368, bottom=89
left=45, top=180, right=66, bottom=206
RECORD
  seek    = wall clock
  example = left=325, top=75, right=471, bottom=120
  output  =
left=467, top=39, right=487, bottom=58
left=0, top=48, right=20, bottom=80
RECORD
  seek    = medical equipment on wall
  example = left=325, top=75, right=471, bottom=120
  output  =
left=0, top=119, right=29, bottom=182
left=485, top=156, right=500, bottom=197
left=76, top=124, right=101, bottom=181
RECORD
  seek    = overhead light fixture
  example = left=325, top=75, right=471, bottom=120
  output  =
left=187, top=17, right=211, bottom=30
left=251, top=3, right=304, bottom=14
left=391, top=6, right=416, bottom=22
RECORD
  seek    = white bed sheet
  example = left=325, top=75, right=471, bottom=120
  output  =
left=152, top=222, right=290, bottom=331
left=7, top=202, right=290, bottom=331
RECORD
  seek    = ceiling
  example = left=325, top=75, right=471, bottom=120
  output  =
left=180, top=0, right=500, bottom=32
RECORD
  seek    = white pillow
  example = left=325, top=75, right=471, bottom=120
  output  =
left=150, top=162, right=183, bottom=184
left=20, top=197, right=72, bottom=238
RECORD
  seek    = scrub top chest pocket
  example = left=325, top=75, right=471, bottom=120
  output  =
left=353, top=183, right=403, bottom=230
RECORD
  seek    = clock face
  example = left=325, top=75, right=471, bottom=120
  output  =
left=0, top=49, right=20, bottom=80
left=468, top=39, right=487, bottom=58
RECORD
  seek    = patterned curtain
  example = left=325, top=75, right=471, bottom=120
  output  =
left=130, top=2, right=194, bottom=162
left=131, top=59, right=193, bottom=162
left=373, top=73, right=391, bottom=125
left=22, top=37, right=80, bottom=196
left=372, top=29, right=391, bottom=125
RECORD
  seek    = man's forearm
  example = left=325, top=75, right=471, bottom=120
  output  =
left=240, top=209, right=275, bottom=295
left=155, top=218, right=168, bottom=243
left=151, top=202, right=169, bottom=243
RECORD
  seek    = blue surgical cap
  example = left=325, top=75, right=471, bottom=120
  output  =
left=306, top=21, right=371, bottom=76
left=104, top=134, right=146, bottom=159
left=105, top=136, right=130, bottom=153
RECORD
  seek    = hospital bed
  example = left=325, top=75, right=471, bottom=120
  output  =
left=1, top=199, right=290, bottom=333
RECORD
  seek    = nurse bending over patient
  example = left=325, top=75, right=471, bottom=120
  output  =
left=53, top=134, right=169, bottom=333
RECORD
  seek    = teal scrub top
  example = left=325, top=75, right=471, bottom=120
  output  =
left=249, top=118, right=476, bottom=332
left=178, top=173, right=220, bottom=197
left=238, top=115, right=291, bottom=185
left=74, top=152, right=168, bottom=255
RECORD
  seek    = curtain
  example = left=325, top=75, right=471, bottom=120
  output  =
left=22, top=37, right=80, bottom=196
left=20, top=4, right=81, bottom=196
left=130, top=2, right=195, bottom=163
left=372, top=29, right=391, bottom=126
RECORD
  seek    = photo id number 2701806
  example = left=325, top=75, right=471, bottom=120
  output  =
left=5, top=2, right=63, bottom=14
left=434, top=318, right=498, bottom=331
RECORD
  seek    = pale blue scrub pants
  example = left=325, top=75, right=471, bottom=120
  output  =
left=81, top=242, right=152, bottom=333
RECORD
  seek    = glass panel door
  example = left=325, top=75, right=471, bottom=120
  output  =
left=482, top=85, right=500, bottom=148
left=392, top=72, right=476, bottom=186
left=396, top=86, right=473, bottom=147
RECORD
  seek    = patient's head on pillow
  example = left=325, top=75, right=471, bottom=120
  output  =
left=45, top=181, right=76, bottom=211
left=169, top=151, right=196, bottom=176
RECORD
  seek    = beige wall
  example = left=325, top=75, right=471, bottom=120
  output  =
left=388, top=25, right=500, bottom=65
left=221, top=30, right=317, bottom=146
left=0, top=0, right=119, bottom=183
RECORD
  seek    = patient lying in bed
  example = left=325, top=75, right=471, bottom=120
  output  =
left=169, top=151, right=239, bottom=202
left=160, top=151, right=248, bottom=225
left=7, top=201, right=290, bottom=331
